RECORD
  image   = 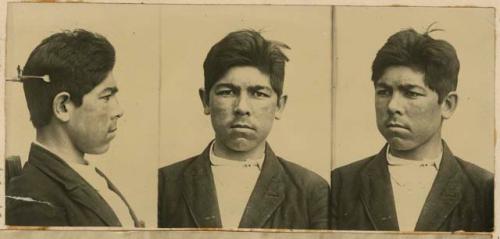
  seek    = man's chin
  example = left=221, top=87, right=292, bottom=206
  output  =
left=226, top=138, right=260, bottom=152
left=387, top=138, right=415, bottom=152
left=85, top=144, right=111, bottom=155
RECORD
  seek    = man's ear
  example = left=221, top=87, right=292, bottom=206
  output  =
left=441, top=91, right=458, bottom=120
left=52, top=92, right=73, bottom=122
left=199, top=88, right=210, bottom=115
left=275, top=94, right=288, bottom=120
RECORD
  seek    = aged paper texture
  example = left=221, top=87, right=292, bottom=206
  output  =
left=0, top=0, right=498, bottom=238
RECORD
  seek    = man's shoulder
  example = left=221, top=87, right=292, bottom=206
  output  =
left=7, top=162, right=64, bottom=199
left=6, top=162, right=69, bottom=225
left=158, top=154, right=202, bottom=180
left=331, top=154, right=376, bottom=176
left=275, top=156, right=328, bottom=187
left=453, top=156, right=493, bottom=185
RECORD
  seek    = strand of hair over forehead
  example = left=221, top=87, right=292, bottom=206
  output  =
left=387, top=22, right=444, bottom=46
left=385, top=22, right=450, bottom=65
left=373, top=22, right=458, bottom=77
left=423, top=22, right=444, bottom=36
left=383, top=22, right=458, bottom=101
left=222, top=29, right=290, bottom=66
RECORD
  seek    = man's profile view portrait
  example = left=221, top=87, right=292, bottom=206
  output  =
left=158, top=29, right=330, bottom=229
left=6, top=29, right=143, bottom=227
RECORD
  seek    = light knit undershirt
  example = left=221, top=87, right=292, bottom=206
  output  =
left=33, top=141, right=134, bottom=227
left=386, top=146, right=442, bottom=231
left=209, top=142, right=264, bottom=228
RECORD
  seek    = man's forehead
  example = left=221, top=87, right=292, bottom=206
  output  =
left=376, top=80, right=426, bottom=89
left=213, top=81, right=272, bottom=89
left=377, top=67, right=426, bottom=88
left=216, top=67, right=271, bottom=86
left=214, top=77, right=273, bottom=89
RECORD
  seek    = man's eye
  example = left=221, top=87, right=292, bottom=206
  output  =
left=376, top=89, right=391, bottom=96
left=100, top=95, right=112, bottom=101
left=216, top=89, right=234, bottom=96
left=404, top=91, right=423, bottom=98
left=253, top=91, right=270, bottom=98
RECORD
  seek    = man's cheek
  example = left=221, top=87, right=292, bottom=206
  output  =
left=259, top=105, right=277, bottom=114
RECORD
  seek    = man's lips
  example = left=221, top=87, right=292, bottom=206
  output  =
left=386, top=122, right=408, bottom=130
left=231, top=124, right=255, bottom=131
left=109, top=127, right=118, bottom=133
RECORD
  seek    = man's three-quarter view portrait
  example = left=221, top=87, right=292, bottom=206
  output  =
left=330, top=7, right=494, bottom=232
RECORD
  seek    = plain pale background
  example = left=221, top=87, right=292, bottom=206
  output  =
left=1, top=1, right=499, bottom=239
left=3, top=2, right=496, bottom=232
left=159, top=5, right=332, bottom=181
left=332, top=7, right=495, bottom=172
left=5, top=3, right=160, bottom=226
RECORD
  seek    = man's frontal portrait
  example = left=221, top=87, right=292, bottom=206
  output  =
left=158, top=29, right=329, bottom=230
left=200, top=30, right=288, bottom=161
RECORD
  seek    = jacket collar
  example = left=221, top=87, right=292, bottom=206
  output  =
left=27, top=143, right=121, bottom=226
left=414, top=142, right=464, bottom=231
left=181, top=143, right=221, bottom=227
left=360, top=144, right=399, bottom=230
left=239, top=143, right=285, bottom=228
left=360, top=141, right=464, bottom=231
left=96, top=168, right=145, bottom=227
left=182, top=142, right=285, bottom=228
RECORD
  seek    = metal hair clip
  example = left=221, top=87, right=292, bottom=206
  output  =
left=5, top=65, right=50, bottom=83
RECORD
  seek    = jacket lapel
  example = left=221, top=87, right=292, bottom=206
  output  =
left=360, top=145, right=399, bottom=230
left=96, top=168, right=145, bottom=227
left=415, top=142, right=463, bottom=231
left=28, top=144, right=121, bottom=226
left=66, top=185, right=122, bottom=226
left=239, top=144, right=285, bottom=228
left=182, top=145, right=222, bottom=228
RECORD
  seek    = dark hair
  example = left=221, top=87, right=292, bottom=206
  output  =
left=371, top=27, right=460, bottom=103
left=22, top=29, right=115, bottom=128
left=203, top=29, right=289, bottom=102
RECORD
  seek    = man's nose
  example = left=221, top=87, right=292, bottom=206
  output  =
left=234, top=94, right=251, bottom=116
left=113, top=98, right=124, bottom=119
left=387, top=93, right=404, bottom=115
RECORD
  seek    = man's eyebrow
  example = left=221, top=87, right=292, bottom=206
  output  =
left=248, top=85, right=273, bottom=92
left=375, top=82, right=425, bottom=90
left=100, top=87, right=119, bottom=95
left=399, top=84, right=426, bottom=91
left=214, top=83, right=238, bottom=89
left=375, top=82, right=390, bottom=88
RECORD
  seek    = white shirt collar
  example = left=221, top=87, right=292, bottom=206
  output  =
left=32, top=141, right=102, bottom=184
left=33, top=140, right=89, bottom=166
left=33, top=141, right=134, bottom=226
left=386, top=145, right=443, bottom=170
left=209, top=142, right=265, bottom=170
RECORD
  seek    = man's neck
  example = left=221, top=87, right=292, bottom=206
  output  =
left=36, top=125, right=87, bottom=165
left=212, top=140, right=266, bottom=161
left=389, top=132, right=443, bottom=161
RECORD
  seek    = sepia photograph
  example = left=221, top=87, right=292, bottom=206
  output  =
left=331, top=6, right=495, bottom=232
left=0, top=1, right=497, bottom=239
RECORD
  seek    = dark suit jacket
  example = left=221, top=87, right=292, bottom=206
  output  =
left=158, top=143, right=329, bottom=229
left=6, top=143, right=142, bottom=227
left=330, top=142, right=493, bottom=232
